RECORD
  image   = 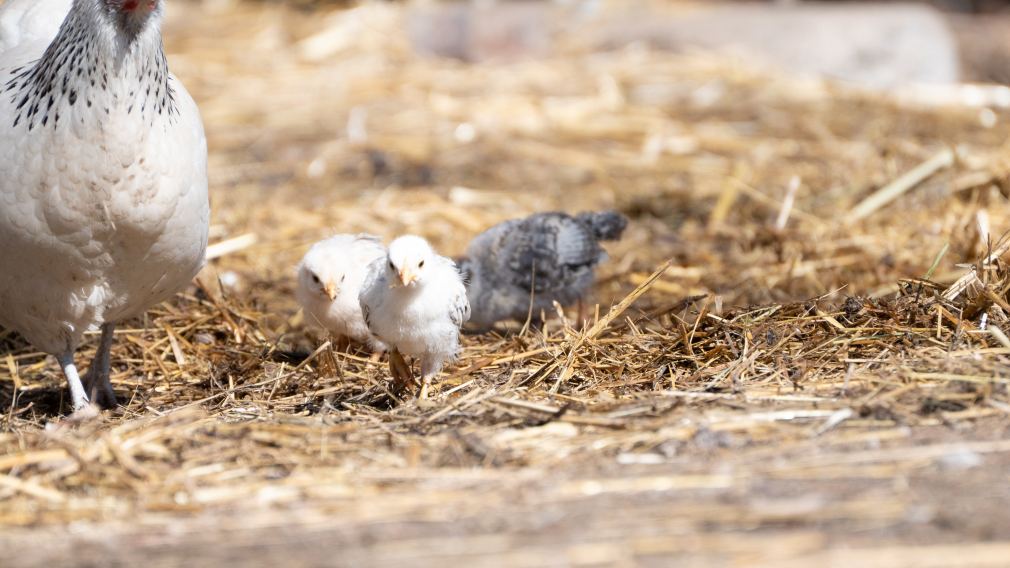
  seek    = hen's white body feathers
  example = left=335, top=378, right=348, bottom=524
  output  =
left=0, top=0, right=208, bottom=408
left=0, top=0, right=73, bottom=55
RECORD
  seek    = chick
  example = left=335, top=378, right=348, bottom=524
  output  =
left=296, top=234, right=387, bottom=350
left=458, top=210, right=628, bottom=329
left=359, top=235, right=470, bottom=398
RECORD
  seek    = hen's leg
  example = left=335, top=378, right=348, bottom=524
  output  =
left=83, top=323, right=117, bottom=409
left=57, top=352, right=89, bottom=411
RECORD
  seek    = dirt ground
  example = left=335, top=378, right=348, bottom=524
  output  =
left=3, top=2, right=1010, bottom=567
left=6, top=418, right=1010, bottom=567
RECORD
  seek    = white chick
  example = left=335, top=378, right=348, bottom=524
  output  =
left=359, top=235, right=470, bottom=398
left=296, top=234, right=387, bottom=350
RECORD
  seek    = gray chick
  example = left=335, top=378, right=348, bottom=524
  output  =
left=459, top=211, right=628, bottom=330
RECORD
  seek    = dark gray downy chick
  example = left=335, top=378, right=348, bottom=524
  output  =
left=458, top=211, right=628, bottom=330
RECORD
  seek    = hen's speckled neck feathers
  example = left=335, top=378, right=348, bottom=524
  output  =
left=2, top=0, right=174, bottom=131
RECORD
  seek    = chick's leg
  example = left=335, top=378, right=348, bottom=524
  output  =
left=332, top=335, right=352, bottom=353
left=418, top=356, right=444, bottom=400
left=369, top=339, right=387, bottom=363
left=57, top=352, right=89, bottom=412
left=82, top=323, right=117, bottom=409
left=388, top=349, right=414, bottom=396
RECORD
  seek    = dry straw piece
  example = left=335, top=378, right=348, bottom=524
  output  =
left=2, top=1, right=1010, bottom=564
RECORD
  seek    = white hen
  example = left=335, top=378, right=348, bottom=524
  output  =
left=296, top=234, right=387, bottom=350
left=0, top=0, right=209, bottom=411
left=359, top=235, right=469, bottom=398
left=0, top=0, right=72, bottom=54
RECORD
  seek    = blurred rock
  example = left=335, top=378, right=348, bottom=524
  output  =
left=408, top=1, right=961, bottom=88
left=593, top=3, right=960, bottom=88
left=950, top=14, right=1010, bottom=84
left=408, top=2, right=555, bottom=62
left=938, top=447, right=984, bottom=471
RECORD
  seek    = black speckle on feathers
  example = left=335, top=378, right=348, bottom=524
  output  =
left=6, top=9, right=178, bottom=130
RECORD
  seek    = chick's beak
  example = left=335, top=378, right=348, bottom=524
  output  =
left=324, top=281, right=338, bottom=300
left=398, top=269, right=417, bottom=287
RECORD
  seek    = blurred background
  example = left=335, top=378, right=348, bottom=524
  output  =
left=163, top=0, right=1010, bottom=311
left=197, top=0, right=1010, bottom=84
left=171, top=0, right=1010, bottom=87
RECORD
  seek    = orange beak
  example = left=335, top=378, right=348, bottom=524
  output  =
left=324, top=281, right=338, bottom=300
left=398, top=269, right=417, bottom=287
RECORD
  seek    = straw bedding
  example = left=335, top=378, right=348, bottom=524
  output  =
left=2, top=2, right=1010, bottom=565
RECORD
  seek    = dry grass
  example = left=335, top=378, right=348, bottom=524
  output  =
left=3, top=1, right=1010, bottom=565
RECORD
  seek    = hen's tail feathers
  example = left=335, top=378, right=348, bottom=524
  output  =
left=576, top=210, right=628, bottom=241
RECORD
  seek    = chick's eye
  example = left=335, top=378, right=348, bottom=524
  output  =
left=388, top=261, right=394, bottom=269
left=340, top=274, right=346, bottom=282
left=418, top=260, right=425, bottom=268
left=311, top=274, right=320, bottom=283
